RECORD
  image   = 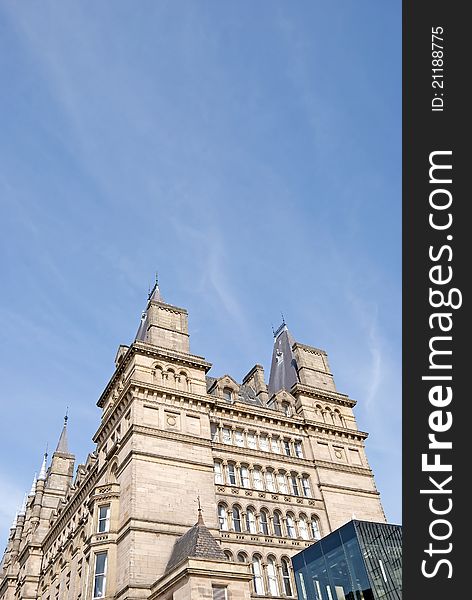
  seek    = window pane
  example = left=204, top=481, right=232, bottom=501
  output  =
left=222, top=428, right=232, bottom=444
left=98, top=506, right=110, bottom=533
left=271, top=438, right=280, bottom=453
left=232, top=507, right=242, bottom=532
left=302, top=476, right=311, bottom=497
left=214, top=462, right=223, bottom=484
left=311, top=518, right=321, bottom=540
left=213, top=586, right=228, bottom=600
left=295, top=441, right=304, bottom=458
left=284, top=440, right=292, bottom=456
left=253, top=469, right=264, bottom=490
left=273, top=513, right=282, bottom=536
left=218, top=506, right=228, bottom=530
left=291, top=476, right=300, bottom=496
left=277, top=473, right=288, bottom=494
left=265, top=471, right=276, bottom=492
left=93, top=553, right=107, bottom=598
left=210, top=423, right=219, bottom=442
left=241, top=466, right=250, bottom=488
left=282, top=559, right=293, bottom=595
left=267, top=558, right=280, bottom=595
left=227, top=464, right=236, bottom=485
left=260, top=511, right=269, bottom=535
left=259, top=435, right=269, bottom=451
left=235, top=430, right=245, bottom=447
left=247, top=433, right=256, bottom=449
left=287, top=515, right=296, bottom=538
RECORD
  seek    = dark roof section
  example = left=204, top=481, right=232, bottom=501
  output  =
left=237, top=384, right=263, bottom=406
left=206, top=376, right=217, bottom=393
left=165, top=512, right=226, bottom=573
left=267, top=324, right=299, bottom=396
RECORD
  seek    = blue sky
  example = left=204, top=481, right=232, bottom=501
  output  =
left=0, top=2, right=401, bottom=547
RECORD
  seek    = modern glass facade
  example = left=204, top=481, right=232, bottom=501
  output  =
left=292, top=520, right=402, bottom=600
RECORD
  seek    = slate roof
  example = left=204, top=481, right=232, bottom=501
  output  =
left=267, top=324, right=299, bottom=396
left=165, top=512, right=226, bottom=573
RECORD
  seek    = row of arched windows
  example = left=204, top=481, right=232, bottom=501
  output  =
left=211, top=424, right=304, bottom=458
left=314, top=405, right=346, bottom=427
left=214, top=461, right=312, bottom=497
left=217, top=503, right=321, bottom=541
left=223, top=551, right=294, bottom=597
left=152, top=364, right=191, bottom=391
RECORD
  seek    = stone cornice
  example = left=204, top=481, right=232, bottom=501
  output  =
left=304, top=421, right=368, bottom=441
left=291, top=383, right=356, bottom=407
left=319, top=482, right=381, bottom=496
left=292, top=342, right=327, bottom=356
left=314, top=459, right=374, bottom=476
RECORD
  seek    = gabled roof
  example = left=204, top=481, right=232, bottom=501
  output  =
left=165, top=512, right=225, bottom=574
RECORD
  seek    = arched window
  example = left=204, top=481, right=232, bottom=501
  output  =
left=260, top=509, right=270, bottom=535
left=273, top=511, right=282, bottom=537
left=232, top=506, right=242, bottom=532
left=281, top=558, right=293, bottom=596
left=246, top=507, right=257, bottom=534
left=252, top=555, right=265, bottom=595
left=259, top=435, right=269, bottom=452
left=299, top=514, right=310, bottom=540
left=223, top=388, right=232, bottom=402
left=277, top=472, right=288, bottom=494
left=153, top=365, right=163, bottom=384
left=290, top=474, right=300, bottom=496
left=267, top=556, right=280, bottom=595
left=265, top=470, right=276, bottom=492
left=311, top=516, right=321, bottom=540
left=253, top=468, right=264, bottom=490
left=227, top=463, right=237, bottom=486
left=282, top=402, right=291, bottom=417
left=218, top=504, right=228, bottom=531
left=240, top=465, right=250, bottom=488
left=179, top=371, right=188, bottom=391
left=237, top=552, right=248, bottom=563
left=223, top=550, right=233, bottom=561
left=214, top=461, right=223, bottom=484
left=286, top=513, right=296, bottom=538
left=301, top=475, right=311, bottom=497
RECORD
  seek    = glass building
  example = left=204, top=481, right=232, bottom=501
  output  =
left=292, top=520, right=402, bottom=600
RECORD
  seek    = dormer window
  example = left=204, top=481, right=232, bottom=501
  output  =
left=282, top=402, right=292, bottom=417
left=223, top=388, right=232, bottom=402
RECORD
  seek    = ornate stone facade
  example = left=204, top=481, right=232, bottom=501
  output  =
left=0, top=284, right=385, bottom=599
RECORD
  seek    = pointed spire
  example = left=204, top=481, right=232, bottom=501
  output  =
left=38, top=449, right=48, bottom=480
left=268, top=319, right=299, bottom=396
left=55, top=411, right=70, bottom=454
left=28, top=473, right=37, bottom=496
left=147, top=273, right=162, bottom=303
left=18, top=493, right=28, bottom=516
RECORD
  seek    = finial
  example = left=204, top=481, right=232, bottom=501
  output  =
left=29, top=473, right=37, bottom=496
left=271, top=323, right=275, bottom=337
left=38, top=446, right=48, bottom=480
left=64, top=407, right=68, bottom=426
left=196, top=495, right=204, bottom=524
left=281, top=312, right=286, bottom=326
left=155, top=271, right=159, bottom=285
left=18, top=493, right=28, bottom=515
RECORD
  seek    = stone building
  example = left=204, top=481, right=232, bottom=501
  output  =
left=0, top=283, right=385, bottom=599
